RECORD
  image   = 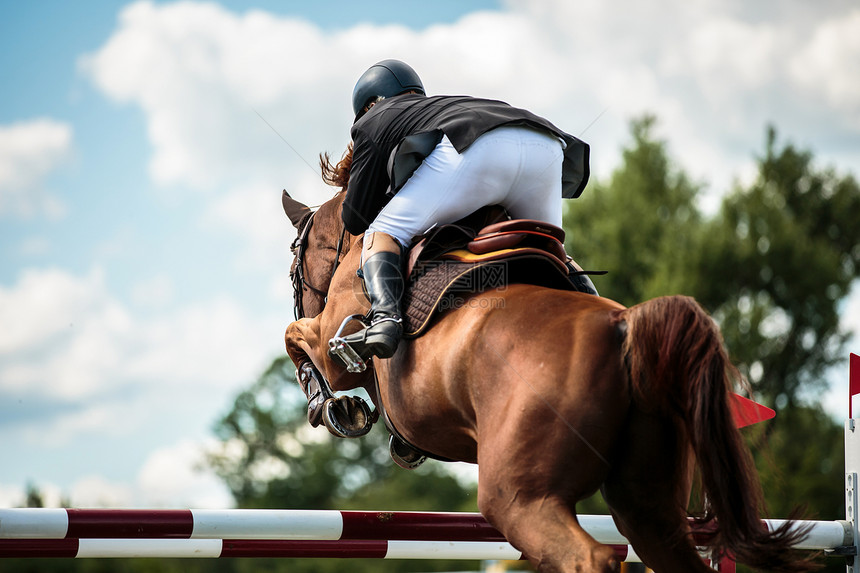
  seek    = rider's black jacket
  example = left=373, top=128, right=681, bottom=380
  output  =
left=342, top=94, right=590, bottom=236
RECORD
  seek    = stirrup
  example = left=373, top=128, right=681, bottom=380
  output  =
left=389, top=435, right=427, bottom=470
left=329, top=314, right=373, bottom=373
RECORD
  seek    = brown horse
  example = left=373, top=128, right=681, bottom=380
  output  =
left=282, top=189, right=812, bottom=573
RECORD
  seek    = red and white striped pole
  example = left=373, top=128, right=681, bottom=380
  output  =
left=0, top=509, right=643, bottom=562
left=0, top=508, right=846, bottom=562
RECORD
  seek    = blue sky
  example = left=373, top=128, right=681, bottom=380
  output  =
left=1, top=0, right=859, bottom=508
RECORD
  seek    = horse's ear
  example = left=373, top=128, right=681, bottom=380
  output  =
left=282, top=190, right=312, bottom=229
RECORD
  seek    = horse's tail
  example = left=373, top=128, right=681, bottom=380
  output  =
left=622, top=295, right=814, bottom=572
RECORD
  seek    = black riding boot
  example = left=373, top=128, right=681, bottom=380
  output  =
left=340, top=250, right=405, bottom=359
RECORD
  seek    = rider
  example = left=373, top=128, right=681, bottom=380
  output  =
left=331, top=59, right=593, bottom=363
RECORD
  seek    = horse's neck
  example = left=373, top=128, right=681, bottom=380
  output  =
left=324, top=235, right=368, bottom=317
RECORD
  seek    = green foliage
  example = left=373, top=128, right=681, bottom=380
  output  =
left=203, top=354, right=482, bottom=572
left=566, top=116, right=860, bottom=408
left=565, top=115, right=703, bottom=305
left=749, top=405, right=844, bottom=520
left=694, top=127, right=860, bottom=407
left=25, top=482, right=44, bottom=508
left=207, top=355, right=478, bottom=512
left=565, top=116, right=858, bottom=571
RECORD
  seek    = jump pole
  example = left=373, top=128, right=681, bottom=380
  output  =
left=0, top=509, right=641, bottom=562
left=0, top=508, right=848, bottom=564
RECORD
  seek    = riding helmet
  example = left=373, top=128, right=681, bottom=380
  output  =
left=352, top=59, right=425, bottom=120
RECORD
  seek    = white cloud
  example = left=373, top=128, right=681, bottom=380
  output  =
left=789, top=9, right=860, bottom=126
left=0, top=484, right=25, bottom=507
left=0, top=267, right=118, bottom=357
left=135, top=439, right=233, bottom=508
left=818, top=284, right=860, bottom=419
left=79, top=0, right=860, bottom=211
left=124, top=295, right=279, bottom=394
left=69, top=476, right=135, bottom=508
left=0, top=439, right=233, bottom=509
left=0, top=267, right=132, bottom=400
left=204, top=181, right=298, bottom=268
left=80, top=0, right=354, bottom=191
left=15, top=236, right=52, bottom=257
left=0, top=118, right=72, bottom=218
left=849, top=284, right=860, bottom=324
left=131, top=274, right=175, bottom=308
left=1, top=266, right=283, bottom=444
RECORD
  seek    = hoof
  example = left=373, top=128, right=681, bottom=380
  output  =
left=389, top=435, right=426, bottom=469
left=322, top=395, right=374, bottom=438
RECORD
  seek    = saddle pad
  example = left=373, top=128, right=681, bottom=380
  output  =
left=402, top=252, right=575, bottom=339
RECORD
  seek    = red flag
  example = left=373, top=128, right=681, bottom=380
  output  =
left=731, top=394, right=776, bottom=428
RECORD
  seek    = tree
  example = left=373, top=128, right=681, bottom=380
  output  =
left=566, top=118, right=860, bottom=407
left=694, top=127, right=860, bottom=408
left=24, top=482, right=44, bottom=508
left=564, top=115, right=703, bottom=305
left=565, top=118, right=858, bottom=572
left=205, top=354, right=483, bottom=573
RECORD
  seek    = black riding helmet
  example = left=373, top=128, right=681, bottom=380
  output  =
left=352, top=59, right=425, bottom=121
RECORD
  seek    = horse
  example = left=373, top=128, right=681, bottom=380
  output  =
left=281, top=188, right=812, bottom=573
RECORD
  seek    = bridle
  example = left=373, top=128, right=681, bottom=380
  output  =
left=290, top=210, right=348, bottom=320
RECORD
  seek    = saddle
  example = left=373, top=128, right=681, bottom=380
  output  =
left=322, top=206, right=602, bottom=466
left=401, top=206, right=597, bottom=338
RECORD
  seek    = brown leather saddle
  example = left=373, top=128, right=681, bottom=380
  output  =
left=401, top=206, right=598, bottom=338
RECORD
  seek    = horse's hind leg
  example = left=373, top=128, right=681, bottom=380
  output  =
left=476, top=419, right=620, bottom=572
left=478, top=470, right=620, bottom=573
left=602, top=406, right=713, bottom=572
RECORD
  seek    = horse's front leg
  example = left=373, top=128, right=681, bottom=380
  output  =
left=284, top=317, right=330, bottom=427
left=285, top=317, right=359, bottom=391
left=285, top=317, right=325, bottom=377
left=285, top=317, right=377, bottom=437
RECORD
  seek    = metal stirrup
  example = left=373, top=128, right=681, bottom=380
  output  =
left=329, top=314, right=372, bottom=373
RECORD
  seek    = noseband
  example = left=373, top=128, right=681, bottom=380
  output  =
left=290, top=210, right=347, bottom=320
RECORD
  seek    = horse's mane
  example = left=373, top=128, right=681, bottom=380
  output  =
left=320, top=143, right=353, bottom=190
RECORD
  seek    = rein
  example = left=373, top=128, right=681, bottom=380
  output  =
left=291, top=210, right=348, bottom=320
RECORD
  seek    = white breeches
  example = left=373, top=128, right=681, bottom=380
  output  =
left=366, top=125, right=565, bottom=247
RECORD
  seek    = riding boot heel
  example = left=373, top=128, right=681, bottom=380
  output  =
left=341, top=250, right=405, bottom=360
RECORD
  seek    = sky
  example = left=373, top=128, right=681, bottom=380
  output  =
left=1, top=0, right=859, bottom=509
